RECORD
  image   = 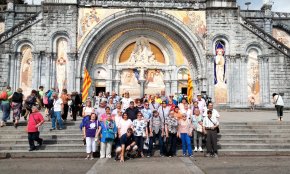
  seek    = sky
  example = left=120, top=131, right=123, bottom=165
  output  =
left=237, top=0, right=290, bottom=12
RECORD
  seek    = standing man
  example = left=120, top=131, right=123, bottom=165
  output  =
left=160, top=90, right=168, bottom=103
left=125, top=101, right=139, bottom=121
left=61, top=89, right=70, bottom=121
left=203, top=110, right=219, bottom=158
left=203, top=103, right=220, bottom=121
left=272, top=93, right=284, bottom=121
left=149, top=96, right=160, bottom=111
left=27, top=105, right=44, bottom=151
left=0, top=86, right=13, bottom=127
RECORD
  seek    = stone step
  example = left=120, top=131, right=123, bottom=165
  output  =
left=0, top=139, right=84, bottom=145
left=220, top=125, right=290, bottom=129
left=219, top=143, right=290, bottom=149
left=1, top=144, right=85, bottom=151
left=220, top=129, right=290, bottom=133
left=218, top=139, right=290, bottom=144
left=0, top=134, right=82, bottom=139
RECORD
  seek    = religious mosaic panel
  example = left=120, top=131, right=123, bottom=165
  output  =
left=145, top=69, right=165, bottom=95
left=78, top=8, right=123, bottom=48
left=56, top=38, right=68, bottom=92
left=120, top=69, right=140, bottom=98
left=20, top=45, right=33, bottom=96
left=162, top=10, right=206, bottom=38
left=214, top=41, right=228, bottom=104
left=273, top=28, right=290, bottom=48
left=0, top=22, right=5, bottom=34
left=247, top=49, right=260, bottom=104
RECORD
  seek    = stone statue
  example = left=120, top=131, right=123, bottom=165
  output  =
left=215, top=48, right=226, bottom=88
left=127, top=36, right=160, bottom=65
left=56, top=57, right=67, bottom=92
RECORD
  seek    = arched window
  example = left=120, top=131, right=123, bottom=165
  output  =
left=56, top=38, right=68, bottom=92
left=247, top=48, right=260, bottom=104
left=20, top=45, right=33, bottom=96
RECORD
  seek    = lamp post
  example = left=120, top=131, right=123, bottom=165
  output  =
left=245, top=2, right=251, bottom=10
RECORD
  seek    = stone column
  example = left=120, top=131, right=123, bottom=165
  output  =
left=44, top=53, right=51, bottom=90
left=67, top=53, right=76, bottom=93
left=139, top=80, right=146, bottom=98
left=32, top=52, right=40, bottom=90
left=114, top=69, right=121, bottom=95
left=51, top=53, right=57, bottom=90
left=163, top=70, right=171, bottom=96
left=206, top=55, right=214, bottom=101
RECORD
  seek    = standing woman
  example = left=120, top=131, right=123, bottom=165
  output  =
left=83, top=113, right=101, bottom=160
left=80, top=100, right=95, bottom=130
left=192, top=109, right=203, bottom=152
left=118, top=113, right=133, bottom=138
left=10, top=88, right=24, bottom=128
left=165, top=111, right=178, bottom=157
left=178, top=113, right=193, bottom=158
left=100, top=107, right=112, bottom=122
left=272, top=93, right=284, bottom=121
left=27, top=105, right=45, bottom=151
left=100, top=114, right=117, bottom=159
left=132, top=112, right=148, bottom=157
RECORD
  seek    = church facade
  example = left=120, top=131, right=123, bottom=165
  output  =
left=0, top=0, right=289, bottom=108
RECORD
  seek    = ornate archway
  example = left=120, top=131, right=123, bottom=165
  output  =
left=77, top=9, right=206, bottom=96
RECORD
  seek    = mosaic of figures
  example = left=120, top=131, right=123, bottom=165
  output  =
left=145, top=69, right=165, bottom=94
left=273, top=28, right=290, bottom=48
left=120, top=69, right=140, bottom=98
left=163, top=10, right=206, bottom=38
left=214, top=42, right=228, bottom=104
left=78, top=8, right=123, bottom=47
left=56, top=38, right=68, bottom=92
left=0, top=22, right=4, bottom=34
left=247, top=49, right=260, bottom=104
left=20, top=45, right=33, bottom=96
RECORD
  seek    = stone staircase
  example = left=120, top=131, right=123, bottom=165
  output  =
left=239, top=15, right=290, bottom=58
left=0, top=11, right=42, bottom=45
left=1, top=118, right=290, bottom=158
left=218, top=122, right=290, bottom=156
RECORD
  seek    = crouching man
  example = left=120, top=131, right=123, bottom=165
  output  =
left=115, top=128, right=138, bottom=162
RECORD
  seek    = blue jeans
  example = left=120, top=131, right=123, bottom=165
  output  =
left=51, top=111, right=63, bottom=129
left=148, top=131, right=164, bottom=155
left=181, top=133, right=192, bottom=156
left=1, top=102, right=11, bottom=122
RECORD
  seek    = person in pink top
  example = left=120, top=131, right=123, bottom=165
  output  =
left=27, top=105, right=45, bottom=151
left=100, top=107, right=114, bottom=122
left=178, top=113, right=194, bottom=158
left=195, top=94, right=206, bottom=115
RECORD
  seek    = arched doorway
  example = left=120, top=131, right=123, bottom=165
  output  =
left=77, top=9, right=206, bottom=97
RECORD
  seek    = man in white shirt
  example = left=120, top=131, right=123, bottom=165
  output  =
left=203, top=103, right=220, bottom=121
left=203, top=110, right=219, bottom=158
left=121, top=91, right=133, bottom=111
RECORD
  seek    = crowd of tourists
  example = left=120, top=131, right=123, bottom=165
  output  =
left=0, top=85, right=284, bottom=161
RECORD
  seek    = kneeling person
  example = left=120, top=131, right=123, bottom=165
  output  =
left=115, top=128, right=138, bottom=162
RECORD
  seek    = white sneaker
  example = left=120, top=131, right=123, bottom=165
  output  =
left=198, top=147, right=203, bottom=152
left=106, top=155, right=111, bottom=159
left=100, top=156, right=105, bottom=159
left=194, top=147, right=198, bottom=152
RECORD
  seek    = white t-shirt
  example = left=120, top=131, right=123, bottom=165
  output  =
left=53, top=98, right=63, bottom=112
left=203, top=108, right=220, bottom=119
left=83, top=107, right=94, bottom=116
left=121, top=97, right=133, bottom=110
left=118, top=119, right=133, bottom=136
left=114, top=115, right=123, bottom=128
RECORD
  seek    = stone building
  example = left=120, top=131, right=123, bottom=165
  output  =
left=0, top=0, right=289, bottom=108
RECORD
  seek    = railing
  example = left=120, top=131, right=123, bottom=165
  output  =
left=240, top=16, right=290, bottom=58
left=272, top=12, right=290, bottom=19
left=77, top=0, right=206, bottom=9
left=0, top=11, right=43, bottom=45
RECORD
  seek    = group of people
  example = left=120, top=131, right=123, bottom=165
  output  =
left=81, top=91, right=220, bottom=162
left=0, top=85, right=285, bottom=160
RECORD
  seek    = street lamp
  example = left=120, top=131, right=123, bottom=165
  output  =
left=245, top=2, right=251, bottom=10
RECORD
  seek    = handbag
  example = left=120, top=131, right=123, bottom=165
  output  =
left=208, top=117, right=220, bottom=134
left=197, top=124, right=203, bottom=133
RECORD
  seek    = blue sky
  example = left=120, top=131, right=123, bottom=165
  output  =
left=237, top=0, right=290, bottom=12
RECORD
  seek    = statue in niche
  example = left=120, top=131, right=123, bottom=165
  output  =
left=214, top=48, right=226, bottom=88
left=21, top=58, right=32, bottom=87
left=127, top=36, right=160, bottom=65
left=56, top=56, right=67, bottom=92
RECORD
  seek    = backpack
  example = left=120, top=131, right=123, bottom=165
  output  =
left=12, top=92, right=23, bottom=103
left=0, top=91, right=8, bottom=100
left=43, top=96, right=48, bottom=105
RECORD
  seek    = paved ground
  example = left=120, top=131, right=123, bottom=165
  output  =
left=1, top=156, right=290, bottom=174
left=220, top=110, right=290, bottom=122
